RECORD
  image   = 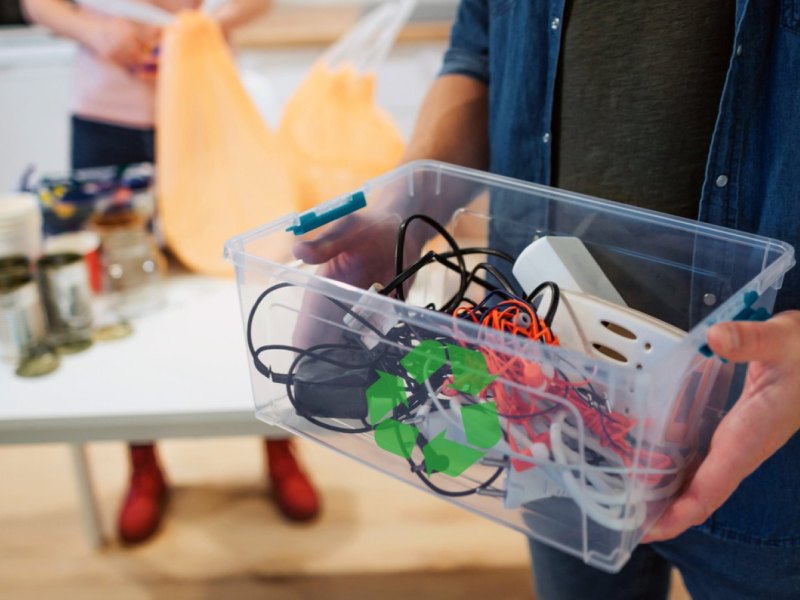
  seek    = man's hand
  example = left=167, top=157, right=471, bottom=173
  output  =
left=291, top=209, right=417, bottom=348
left=645, top=310, right=800, bottom=542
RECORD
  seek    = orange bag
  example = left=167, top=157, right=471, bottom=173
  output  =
left=156, top=11, right=297, bottom=275
left=279, top=64, right=405, bottom=212
left=83, top=0, right=414, bottom=274
left=278, top=0, right=414, bottom=211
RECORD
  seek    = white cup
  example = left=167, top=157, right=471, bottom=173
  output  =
left=0, top=193, right=43, bottom=262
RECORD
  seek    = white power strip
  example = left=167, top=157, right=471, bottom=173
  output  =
left=512, top=236, right=626, bottom=305
left=555, top=288, right=686, bottom=371
left=512, top=236, right=686, bottom=371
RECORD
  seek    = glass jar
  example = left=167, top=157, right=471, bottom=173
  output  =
left=91, top=211, right=166, bottom=319
left=37, top=252, right=94, bottom=354
left=0, top=267, right=60, bottom=376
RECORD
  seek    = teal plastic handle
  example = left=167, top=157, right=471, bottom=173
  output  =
left=699, top=290, right=771, bottom=359
left=286, top=191, right=367, bottom=236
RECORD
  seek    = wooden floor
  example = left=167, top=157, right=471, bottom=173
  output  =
left=0, top=437, right=690, bottom=599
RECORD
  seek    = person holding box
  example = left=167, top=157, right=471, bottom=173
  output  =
left=293, top=2, right=800, bottom=598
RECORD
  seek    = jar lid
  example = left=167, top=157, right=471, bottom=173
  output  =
left=16, top=347, right=60, bottom=378
left=90, top=209, right=144, bottom=232
left=0, top=268, right=32, bottom=292
left=44, top=231, right=100, bottom=255
left=37, top=252, right=83, bottom=269
left=0, top=254, right=30, bottom=272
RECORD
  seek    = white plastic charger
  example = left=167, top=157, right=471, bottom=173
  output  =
left=513, top=236, right=626, bottom=306
left=512, top=236, right=685, bottom=371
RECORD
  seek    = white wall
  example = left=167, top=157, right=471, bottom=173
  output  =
left=0, top=29, right=75, bottom=192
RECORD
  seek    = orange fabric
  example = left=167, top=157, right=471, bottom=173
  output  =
left=279, top=63, right=406, bottom=212
left=156, top=11, right=406, bottom=275
left=156, top=11, right=296, bottom=275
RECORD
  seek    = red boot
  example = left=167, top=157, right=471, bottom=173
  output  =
left=117, top=443, right=168, bottom=544
left=265, top=438, right=320, bottom=522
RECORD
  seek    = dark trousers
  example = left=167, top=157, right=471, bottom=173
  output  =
left=71, top=115, right=155, bottom=170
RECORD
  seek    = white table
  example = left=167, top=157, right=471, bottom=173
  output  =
left=0, top=274, right=280, bottom=546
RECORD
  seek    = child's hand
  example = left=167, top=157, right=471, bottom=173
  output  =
left=87, top=17, right=160, bottom=78
left=133, top=45, right=160, bottom=84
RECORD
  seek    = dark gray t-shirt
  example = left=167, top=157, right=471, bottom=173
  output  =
left=554, top=1, right=736, bottom=218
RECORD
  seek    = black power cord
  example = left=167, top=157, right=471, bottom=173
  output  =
left=244, top=214, right=630, bottom=501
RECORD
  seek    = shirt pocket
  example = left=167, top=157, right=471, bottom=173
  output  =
left=782, top=0, right=800, bottom=33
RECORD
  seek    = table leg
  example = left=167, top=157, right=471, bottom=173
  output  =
left=69, top=443, right=105, bottom=548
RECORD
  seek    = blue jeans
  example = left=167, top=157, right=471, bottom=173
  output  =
left=529, top=432, right=800, bottom=599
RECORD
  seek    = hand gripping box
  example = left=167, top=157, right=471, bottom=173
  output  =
left=224, top=160, right=794, bottom=572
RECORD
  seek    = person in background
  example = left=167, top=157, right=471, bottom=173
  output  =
left=293, top=1, right=800, bottom=598
left=21, top=0, right=320, bottom=544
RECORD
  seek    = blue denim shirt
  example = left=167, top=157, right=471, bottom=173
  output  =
left=439, top=0, right=800, bottom=563
left=440, top=0, right=800, bottom=314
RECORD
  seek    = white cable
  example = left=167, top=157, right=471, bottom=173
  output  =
left=417, top=376, right=680, bottom=516
left=552, top=418, right=631, bottom=504
left=550, top=413, right=646, bottom=531
left=554, top=438, right=630, bottom=505
left=423, top=376, right=463, bottom=430
left=558, top=414, right=684, bottom=501
left=506, top=421, right=556, bottom=465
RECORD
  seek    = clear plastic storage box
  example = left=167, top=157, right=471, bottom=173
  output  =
left=224, top=160, right=795, bottom=572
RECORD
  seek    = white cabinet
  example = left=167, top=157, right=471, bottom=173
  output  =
left=0, top=29, right=76, bottom=192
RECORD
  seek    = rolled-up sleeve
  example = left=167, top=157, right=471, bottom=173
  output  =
left=439, top=0, right=489, bottom=84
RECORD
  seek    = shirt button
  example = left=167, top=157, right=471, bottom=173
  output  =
left=542, top=133, right=551, bottom=143
left=703, top=293, right=717, bottom=306
left=715, top=174, right=729, bottom=188
left=551, top=17, right=560, bottom=30
left=736, top=44, right=743, bottom=56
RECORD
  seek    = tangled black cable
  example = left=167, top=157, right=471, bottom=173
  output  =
left=246, top=279, right=504, bottom=496
left=245, top=214, right=631, bottom=498
left=382, top=213, right=520, bottom=309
